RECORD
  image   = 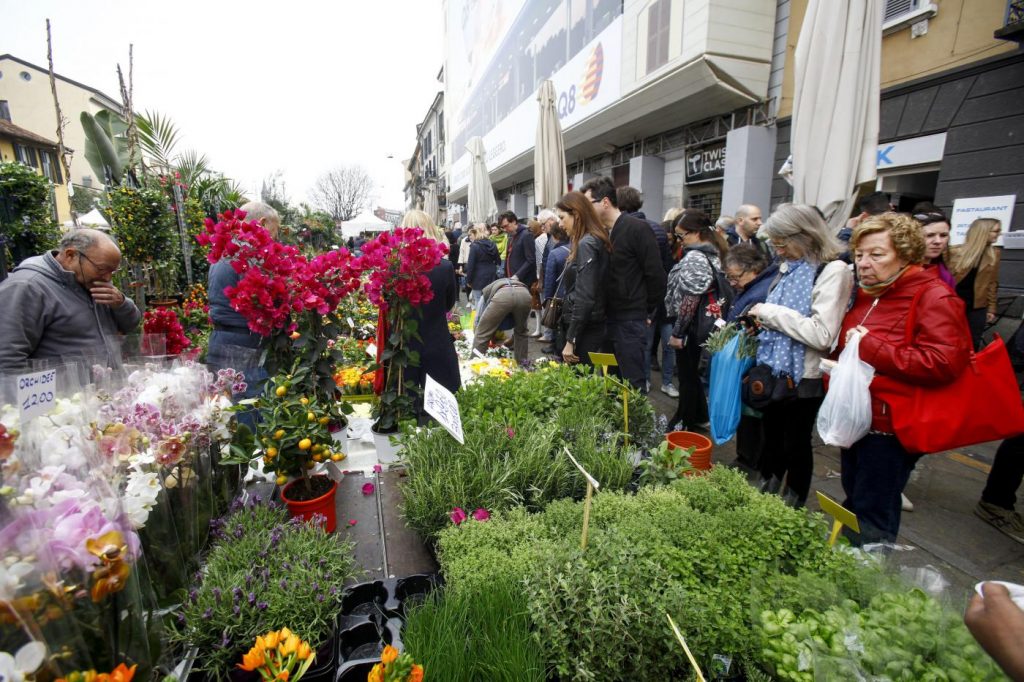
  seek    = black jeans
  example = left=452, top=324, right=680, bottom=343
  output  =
left=841, top=433, right=922, bottom=545
left=966, top=307, right=987, bottom=351
left=759, top=397, right=823, bottom=503
left=981, top=434, right=1024, bottom=510
left=671, top=340, right=708, bottom=429
left=603, top=318, right=649, bottom=391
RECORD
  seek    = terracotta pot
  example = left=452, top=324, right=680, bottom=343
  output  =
left=281, top=475, right=338, bottom=533
left=666, top=431, right=713, bottom=472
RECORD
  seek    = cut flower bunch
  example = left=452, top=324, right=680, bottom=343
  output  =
left=236, top=627, right=316, bottom=680
left=368, top=645, right=423, bottom=682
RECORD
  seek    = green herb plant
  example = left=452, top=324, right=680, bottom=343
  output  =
left=637, top=440, right=694, bottom=487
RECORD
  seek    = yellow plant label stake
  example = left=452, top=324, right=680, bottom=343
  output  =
left=815, top=491, right=860, bottom=546
left=666, top=613, right=706, bottom=682
left=587, top=352, right=629, bottom=446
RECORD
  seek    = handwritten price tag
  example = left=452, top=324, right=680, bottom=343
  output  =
left=423, top=374, right=464, bottom=444
left=18, top=369, right=57, bottom=422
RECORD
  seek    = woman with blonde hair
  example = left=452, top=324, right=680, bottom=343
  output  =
left=748, top=203, right=853, bottom=508
left=396, top=209, right=460, bottom=404
left=399, top=209, right=448, bottom=247
left=555, top=191, right=611, bottom=365
left=951, top=218, right=1003, bottom=350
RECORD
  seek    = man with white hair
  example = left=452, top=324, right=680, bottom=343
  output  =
left=0, top=228, right=141, bottom=371
left=206, top=201, right=281, bottom=403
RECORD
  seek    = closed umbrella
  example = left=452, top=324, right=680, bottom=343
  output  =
left=534, top=80, right=567, bottom=209
left=423, top=185, right=439, bottom=223
left=791, top=0, right=881, bottom=232
left=466, top=136, right=499, bottom=224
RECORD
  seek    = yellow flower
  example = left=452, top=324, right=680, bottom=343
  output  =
left=296, top=641, right=313, bottom=660
left=367, top=663, right=384, bottom=682
left=237, top=645, right=265, bottom=671
left=264, top=630, right=280, bottom=649
left=279, top=632, right=299, bottom=656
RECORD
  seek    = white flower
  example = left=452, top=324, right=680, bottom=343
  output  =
left=123, top=467, right=161, bottom=528
left=0, top=641, right=46, bottom=682
left=0, top=562, right=33, bottom=601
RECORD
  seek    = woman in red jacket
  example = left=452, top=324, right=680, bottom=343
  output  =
left=837, top=212, right=972, bottom=544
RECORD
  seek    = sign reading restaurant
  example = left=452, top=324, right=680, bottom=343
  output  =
left=685, top=141, right=727, bottom=184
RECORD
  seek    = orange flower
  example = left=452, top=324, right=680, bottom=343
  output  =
left=109, top=664, right=137, bottom=682
left=85, top=531, right=127, bottom=563
left=90, top=559, right=130, bottom=603
left=279, top=632, right=299, bottom=657
left=237, top=645, right=266, bottom=671
left=381, top=645, right=399, bottom=665
left=274, top=671, right=290, bottom=682
left=367, top=663, right=384, bottom=682
left=409, top=663, right=424, bottom=682
left=296, top=641, right=314, bottom=660
left=264, top=630, right=280, bottom=649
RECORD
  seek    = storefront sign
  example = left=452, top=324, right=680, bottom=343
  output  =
left=876, top=132, right=946, bottom=169
left=950, top=195, right=1015, bottom=246
left=685, top=142, right=727, bottom=185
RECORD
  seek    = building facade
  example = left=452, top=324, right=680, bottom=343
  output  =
left=443, top=0, right=779, bottom=222
left=0, top=116, right=72, bottom=224
left=0, top=54, right=121, bottom=193
left=771, top=0, right=1023, bottom=292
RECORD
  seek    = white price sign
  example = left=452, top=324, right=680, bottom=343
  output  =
left=423, top=374, right=464, bottom=444
left=18, top=369, right=57, bottom=422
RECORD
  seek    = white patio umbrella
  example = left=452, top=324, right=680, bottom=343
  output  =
left=423, top=186, right=439, bottom=223
left=534, top=80, right=567, bottom=209
left=791, top=0, right=881, bottom=232
left=466, top=136, right=499, bottom=224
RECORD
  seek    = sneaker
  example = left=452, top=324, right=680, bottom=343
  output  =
left=539, top=333, right=554, bottom=342
left=975, top=501, right=1024, bottom=544
left=645, top=381, right=651, bottom=394
left=901, top=493, right=914, bottom=512
left=661, top=384, right=679, bottom=398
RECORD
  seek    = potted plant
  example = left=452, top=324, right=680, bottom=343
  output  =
left=231, top=367, right=346, bottom=532
left=174, top=501, right=359, bottom=679
left=351, top=228, right=446, bottom=460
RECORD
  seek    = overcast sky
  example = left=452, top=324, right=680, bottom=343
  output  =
left=0, top=0, right=444, bottom=211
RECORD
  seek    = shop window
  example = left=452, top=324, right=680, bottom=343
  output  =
left=646, top=0, right=671, bottom=74
left=686, top=189, right=723, bottom=220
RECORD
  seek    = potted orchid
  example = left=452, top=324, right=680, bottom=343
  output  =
left=352, top=228, right=446, bottom=454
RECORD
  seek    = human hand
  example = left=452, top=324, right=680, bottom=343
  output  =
left=90, top=281, right=126, bottom=308
left=965, top=582, right=1024, bottom=680
left=562, top=342, right=579, bottom=364
left=748, top=304, right=763, bottom=318
left=668, top=336, right=683, bottom=349
left=845, top=325, right=869, bottom=344
left=987, top=312, right=997, bottom=325
left=846, top=212, right=867, bottom=229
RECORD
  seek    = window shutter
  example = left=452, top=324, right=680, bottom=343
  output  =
left=884, top=0, right=920, bottom=22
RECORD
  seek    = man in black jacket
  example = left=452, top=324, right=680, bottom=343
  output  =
left=581, top=177, right=667, bottom=392
left=499, top=211, right=537, bottom=286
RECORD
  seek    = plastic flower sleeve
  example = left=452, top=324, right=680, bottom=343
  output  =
left=0, top=374, right=158, bottom=675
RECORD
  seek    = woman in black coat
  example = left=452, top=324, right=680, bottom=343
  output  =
left=399, top=211, right=462, bottom=409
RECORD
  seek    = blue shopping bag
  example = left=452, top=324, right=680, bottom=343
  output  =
left=709, top=334, right=755, bottom=445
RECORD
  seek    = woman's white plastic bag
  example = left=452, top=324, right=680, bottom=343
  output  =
left=817, top=332, right=874, bottom=448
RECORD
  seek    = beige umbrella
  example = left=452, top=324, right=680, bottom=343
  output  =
left=534, top=80, right=567, bottom=209
left=466, top=136, right=499, bottom=224
left=423, top=185, right=439, bottom=223
left=791, top=0, right=881, bottom=231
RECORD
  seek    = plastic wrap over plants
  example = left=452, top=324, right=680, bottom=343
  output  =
left=708, top=333, right=755, bottom=445
left=816, top=332, right=874, bottom=448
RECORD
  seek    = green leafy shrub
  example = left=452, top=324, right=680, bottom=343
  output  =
left=0, top=161, right=61, bottom=262
left=172, top=502, right=360, bottom=678
left=403, top=576, right=546, bottom=682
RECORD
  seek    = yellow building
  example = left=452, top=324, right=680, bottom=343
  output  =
left=0, top=117, right=71, bottom=224
left=0, top=53, right=121, bottom=193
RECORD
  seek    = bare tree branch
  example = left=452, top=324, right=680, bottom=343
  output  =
left=46, top=18, right=77, bottom=226
left=308, top=165, right=374, bottom=223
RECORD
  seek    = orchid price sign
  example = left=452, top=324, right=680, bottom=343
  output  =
left=423, top=374, right=464, bottom=444
left=18, top=369, right=57, bottom=422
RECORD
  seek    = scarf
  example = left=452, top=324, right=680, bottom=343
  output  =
left=756, top=259, right=816, bottom=382
left=859, top=264, right=915, bottom=297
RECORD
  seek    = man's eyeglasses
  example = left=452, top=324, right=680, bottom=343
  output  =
left=78, top=251, right=119, bottom=276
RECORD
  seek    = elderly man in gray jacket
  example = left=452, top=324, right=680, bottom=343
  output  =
left=0, top=229, right=141, bottom=372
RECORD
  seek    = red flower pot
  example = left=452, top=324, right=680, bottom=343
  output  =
left=666, top=431, right=713, bottom=474
left=280, top=475, right=338, bottom=533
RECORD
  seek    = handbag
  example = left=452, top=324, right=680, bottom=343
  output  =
left=741, top=363, right=798, bottom=410
left=870, top=285, right=1024, bottom=454
left=541, top=296, right=562, bottom=328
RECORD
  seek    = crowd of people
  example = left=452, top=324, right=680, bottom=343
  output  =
left=443, top=182, right=1018, bottom=552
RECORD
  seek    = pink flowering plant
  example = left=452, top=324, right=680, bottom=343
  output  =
left=354, top=228, right=447, bottom=432
left=197, top=210, right=361, bottom=409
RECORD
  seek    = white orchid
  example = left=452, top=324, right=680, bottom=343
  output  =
left=0, top=641, right=46, bottom=682
left=0, top=561, right=33, bottom=601
left=123, top=467, right=161, bottom=528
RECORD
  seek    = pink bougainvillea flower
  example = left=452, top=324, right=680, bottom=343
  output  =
left=361, top=483, right=375, bottom=496
left=506, top=427, right=515, bottom=439
left=372, top=464, right=382, bottom=473
left=472, top=508, right=490, bottom=522
left=348, top=519, right=358, bottom=527
left=449, top=507, right=467, bottom=526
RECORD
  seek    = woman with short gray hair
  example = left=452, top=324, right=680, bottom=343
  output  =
left=746, top=203, right=853, bottom=507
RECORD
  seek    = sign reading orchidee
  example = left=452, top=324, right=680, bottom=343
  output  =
left=18, top=369, right=57, bottom=423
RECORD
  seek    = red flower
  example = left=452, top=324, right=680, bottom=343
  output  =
left=143, top=307, right=191, bottom=356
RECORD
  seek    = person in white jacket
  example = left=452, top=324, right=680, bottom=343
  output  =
left=747, top=203, right=853, bottom=508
